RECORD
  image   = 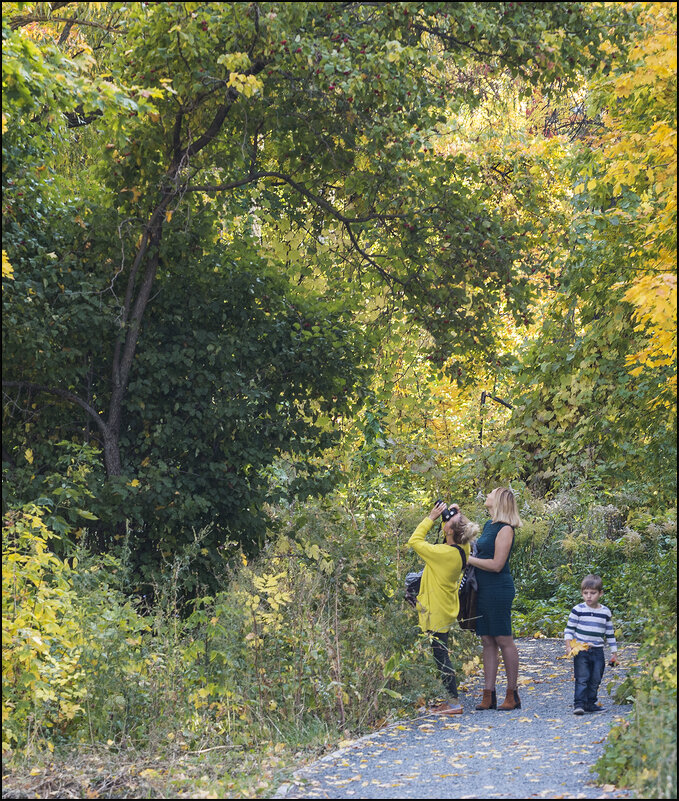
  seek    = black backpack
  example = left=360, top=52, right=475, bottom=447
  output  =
left=404, top=544, right=478, bottom=631
left=404, top=570, right=423, bottom=608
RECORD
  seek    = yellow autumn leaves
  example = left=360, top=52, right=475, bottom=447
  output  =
left=593, top=2, right=677, bottom=400
left=3, top=507, right=86, bottom=751
left=216, top=51, right=264, bottom=97
left=226, top=72, right=263, bottom=98
left=2, top=250, right=13, bottom=280
left=624, top=275, right=677, bottom=377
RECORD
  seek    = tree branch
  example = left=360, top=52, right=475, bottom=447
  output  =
left=10, top=14, right=126, bottom=33
left=64, top=106, right=103, bottom=128
left=111, top=193, right=173, bottom=398
left=344, top=223, right=408, bottom=289
left=188, top=163, right=410, bottom=287
left=187, top=171, right=408, bottom=225
left=57, top=19, right=74, bottom=45
left=181, top=90, right=240, bottom=164
left=2, top=380, right=109, bottom=435
left=411, top=20, right=522, bottom=71
left=174, top=60, right=268, bottom=167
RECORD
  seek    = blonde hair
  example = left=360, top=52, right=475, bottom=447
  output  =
left=451, top=514, right=480, bottom=545
left=488, top=488, right=522, bottom=528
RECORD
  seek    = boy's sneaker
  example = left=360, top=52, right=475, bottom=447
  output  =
left=586, top=704, right=605, bottom=713
left=573, top=707, right=585, bottom=715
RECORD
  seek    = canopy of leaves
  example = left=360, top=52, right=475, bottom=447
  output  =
left=3, top=1, right=672, bottom=589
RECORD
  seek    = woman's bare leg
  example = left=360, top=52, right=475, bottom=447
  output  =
left=495, top=635, right=519, bottom=689
left=481, top=635, right=500, bottom=689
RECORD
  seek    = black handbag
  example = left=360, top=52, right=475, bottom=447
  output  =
left=453, top=544, right=479, bottom=631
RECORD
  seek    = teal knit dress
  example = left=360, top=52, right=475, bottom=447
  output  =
left=475, top=520, right=516, bottom=637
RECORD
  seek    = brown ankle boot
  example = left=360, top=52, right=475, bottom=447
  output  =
left=475, top=689, right=497, bottom=710
left=498, top=688, right=521, bottom=710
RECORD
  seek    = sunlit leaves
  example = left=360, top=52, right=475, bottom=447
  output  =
left=581, top=2, right=677, bottom=401
left=226, top=72, right=262, bottom=97
left=2, top=8, right=143, bottom=132
left=1, top=250, right=13, bottom=280
left=2, top=505, right=85, bottom=749
left=623, top=275, right=677, bottom=391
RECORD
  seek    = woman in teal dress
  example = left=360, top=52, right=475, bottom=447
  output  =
left=467, top=487, right=522, bottom=711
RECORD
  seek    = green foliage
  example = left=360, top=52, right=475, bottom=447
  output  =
left=2, top=170, right=371, bottom=592
left=492, top=283, right=676, bottom=499
left=465, top=5, right=676, bottom=502
left=596, top=619, right=677, bottom=798
left=2, top=483, right=479, bottom=756
left=2, top=0, right=645, bottom=589
left=2, top=8, right=142, bottom=141
left=2, top=5, right=675, bottom=793
left=509, top=486, right=677, bottom=634
left=116, top=254, right=369, bottom=587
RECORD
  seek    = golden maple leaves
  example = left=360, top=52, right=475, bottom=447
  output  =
left=563, top=639, right=590, bottom=658
left=593, top=2, right=677, bottom=401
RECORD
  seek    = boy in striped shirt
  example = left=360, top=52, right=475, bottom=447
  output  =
left=564, top=574, right=618, bottom=715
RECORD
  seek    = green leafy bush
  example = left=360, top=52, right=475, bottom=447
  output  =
left=173, top=499, right=479, bottom=741
left=596, top=619, right=677, bottom=798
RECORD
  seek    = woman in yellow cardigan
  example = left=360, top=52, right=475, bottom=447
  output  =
left=408, top=501, right=479, bottom=715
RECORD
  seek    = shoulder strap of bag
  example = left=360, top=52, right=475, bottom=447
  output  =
left=452, top=543, right=467, bottom=569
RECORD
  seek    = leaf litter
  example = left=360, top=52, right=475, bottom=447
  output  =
left=277, top=637, right=639, bottom=799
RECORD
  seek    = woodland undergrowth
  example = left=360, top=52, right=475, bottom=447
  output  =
left=2, top=476, right=676, bottom=798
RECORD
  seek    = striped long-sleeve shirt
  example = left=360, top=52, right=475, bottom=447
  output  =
left=564, top=602, right=618, bottom=652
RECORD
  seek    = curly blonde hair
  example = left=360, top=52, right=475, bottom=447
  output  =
left=451, top=513, right=480, bottom=545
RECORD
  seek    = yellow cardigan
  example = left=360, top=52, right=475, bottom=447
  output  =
left=407, top=517, right=470, bottom=633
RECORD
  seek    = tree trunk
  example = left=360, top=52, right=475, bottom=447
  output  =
left=102, top=428, right=122, bottom=478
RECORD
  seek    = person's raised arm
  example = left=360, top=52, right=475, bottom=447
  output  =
left=468, top=525, right=513, bottom=572
left=408, top=501, right=447, bottom=557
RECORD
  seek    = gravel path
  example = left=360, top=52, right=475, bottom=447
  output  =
left=274, top=638, right=638, bottom=799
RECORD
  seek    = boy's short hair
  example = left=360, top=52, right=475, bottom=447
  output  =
left=581, top=574, right=603, bottom=592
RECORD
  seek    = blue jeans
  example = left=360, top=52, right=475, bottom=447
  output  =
left=573, top=647, right=605, bottom=710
